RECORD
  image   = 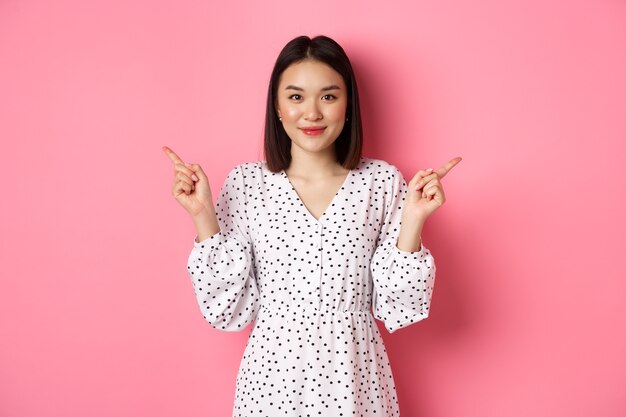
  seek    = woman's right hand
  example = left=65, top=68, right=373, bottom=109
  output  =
left=162, top=146, right=213, bottom=217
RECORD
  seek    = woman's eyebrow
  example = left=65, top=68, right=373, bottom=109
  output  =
left=284, top=84, right=342, bottom=91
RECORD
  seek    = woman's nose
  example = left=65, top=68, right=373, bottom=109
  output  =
left=304, top=100, right=323, bottom=120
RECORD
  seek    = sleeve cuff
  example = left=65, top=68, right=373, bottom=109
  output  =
left=193, top=231, right=223, bottom=248
left=393, top=240, right=427, bottom=261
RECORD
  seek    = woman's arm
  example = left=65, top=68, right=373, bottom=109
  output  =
left=192, top=207, right=221, bottom=242
left=396, top=216, right=424, bottom=252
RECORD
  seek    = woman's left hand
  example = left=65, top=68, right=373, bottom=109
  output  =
left=404, top=156, right=462, bottom=223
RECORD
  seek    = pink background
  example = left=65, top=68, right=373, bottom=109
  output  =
left=1, top=0, right=625, bottom=416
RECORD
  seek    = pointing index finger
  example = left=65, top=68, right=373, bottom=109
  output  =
left=436, top=156, right=462, bottom=178
left=162, top=146, right=185, bottom=165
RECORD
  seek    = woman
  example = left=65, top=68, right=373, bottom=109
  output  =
left=163, top=35, right=460, bottom=416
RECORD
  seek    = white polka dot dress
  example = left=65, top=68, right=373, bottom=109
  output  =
left=187, top=157, right=436, bottom=416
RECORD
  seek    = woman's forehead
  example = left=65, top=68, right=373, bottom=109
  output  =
left=278, top=60, right=345, bottom=89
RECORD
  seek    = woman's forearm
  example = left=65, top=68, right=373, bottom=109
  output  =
left=396, top=217, right=425, bottom=252
left=192, top=207, right=220, bottom=242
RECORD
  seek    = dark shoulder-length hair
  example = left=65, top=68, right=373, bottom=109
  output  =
left=264, top=35, right=363, bottom=172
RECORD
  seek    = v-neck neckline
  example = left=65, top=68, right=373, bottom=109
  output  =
left=281, top=166, right=354, bottom=224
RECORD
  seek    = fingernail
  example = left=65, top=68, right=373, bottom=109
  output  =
left=185, top=162, right=192, bottom=167
left=192, top=174, right=199, bottom=181
left=427, top=168, right=433, bottom=171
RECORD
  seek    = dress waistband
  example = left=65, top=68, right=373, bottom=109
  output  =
left=259, top=304, right=371, bottom=315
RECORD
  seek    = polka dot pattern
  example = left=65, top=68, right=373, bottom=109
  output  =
left=187, top=157, right=436, bottom=416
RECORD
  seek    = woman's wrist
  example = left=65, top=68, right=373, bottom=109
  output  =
left=396, top=217, right=425, bottom=252
left=192, top=208, right=220, bottom=241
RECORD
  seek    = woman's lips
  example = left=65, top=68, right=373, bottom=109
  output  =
left=300, top=127, right=326, bottom=136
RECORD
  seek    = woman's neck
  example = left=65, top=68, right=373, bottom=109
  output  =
left=286, top=147, right=345, bottom=178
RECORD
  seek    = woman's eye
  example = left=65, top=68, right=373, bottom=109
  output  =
left=288, top=94, right=302, bottom=100
left=322, top=94, right=337, bottom=100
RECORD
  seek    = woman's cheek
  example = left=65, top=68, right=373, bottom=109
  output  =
left=283, top=107, right=301, bottom=120
left=327, top=101, right=347, bottom=121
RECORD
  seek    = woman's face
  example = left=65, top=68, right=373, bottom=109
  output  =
left=275, top=59, right=348, bottom=157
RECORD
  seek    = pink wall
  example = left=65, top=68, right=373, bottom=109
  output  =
left=1, top=0, right=625, bottom=416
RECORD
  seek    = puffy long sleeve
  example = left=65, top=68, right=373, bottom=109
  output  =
left=370, top=166, right=437, bottom=334
left=186, top=165, right=260, bottom=332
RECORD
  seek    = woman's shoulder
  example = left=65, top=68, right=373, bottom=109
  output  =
left=360, top=156, right=403, bottom=179
left=231, top=160, right=265, bottom=172
left=221, top=159, right=264, bottom=173
left=225, top=160, right=275, bottom=186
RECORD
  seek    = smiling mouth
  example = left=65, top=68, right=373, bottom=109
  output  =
left=300, top=126, right=326, bottom=135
